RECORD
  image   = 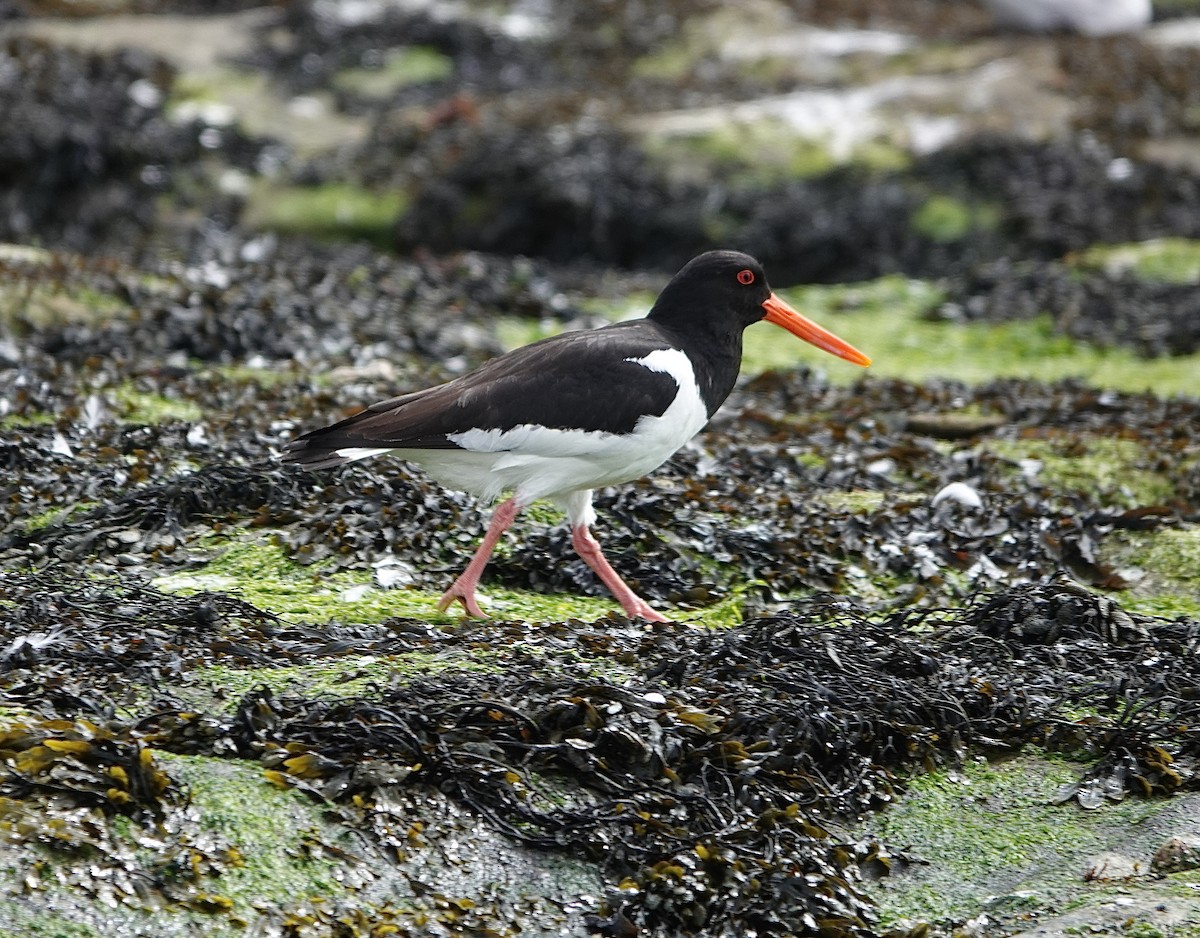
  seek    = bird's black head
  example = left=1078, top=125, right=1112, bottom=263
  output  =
left=648, top=250, right=772, bottom=333
left=649, top=249, right=872, bottom=367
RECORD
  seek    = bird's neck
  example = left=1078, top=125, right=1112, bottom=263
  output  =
left=654, top=319, right=745, bottom=417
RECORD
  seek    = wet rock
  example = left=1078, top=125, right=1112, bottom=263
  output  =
left=982, top=0, right=1150, bottom=36
left=1151, top=835, right=1200, bottom=874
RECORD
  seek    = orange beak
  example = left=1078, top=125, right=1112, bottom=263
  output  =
left=761, top=292, right=872, bottom=367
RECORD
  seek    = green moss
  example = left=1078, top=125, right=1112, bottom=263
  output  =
left=749, top=277, right=1200, bottom=395
left=632, top=39, right=699, bottom=82
left=154, top=533, right=633, bottom=625
left=112, top=383, right=204, bottom=425
left=642, top=121, right=910, bottom=189
left=191, top=650, right=503, bottom=707
left=814, top=489, right=886, bottom=514
left=1073, top=238, right=1200, bottom=285
left=0, top=411, right=57, bottom=429
left=153, top=753, right=343, bottom=908
left=0, top=904, right=103, bottom=937
left=984, top=437, right=1175, bottom=508
left=1107, top=525, right=1200, bottom=620
left=0, top=279, right=128, bottom=331
left=873, top=754, right=1162, bottom=925
left=243, top=182, right=406, bottom=249
left=911, top=194, right=1000, bottom=243
left=156, top=529, right=744, bottom=629
left=332, top=46, right=453, bottom=98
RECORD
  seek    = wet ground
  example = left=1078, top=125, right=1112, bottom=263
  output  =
left=2, top=1, right=1200, bottom=936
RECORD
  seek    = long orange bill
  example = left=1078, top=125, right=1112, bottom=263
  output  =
left=761, top=292, right=872, bottom=367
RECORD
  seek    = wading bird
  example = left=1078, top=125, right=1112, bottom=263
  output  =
left=283, top=250, right=870, bottom=621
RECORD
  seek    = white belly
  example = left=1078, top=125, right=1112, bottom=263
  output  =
left=401, top=347, right=709, bottom=504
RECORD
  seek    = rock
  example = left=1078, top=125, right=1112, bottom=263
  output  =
left=981, top=0, right=1151, bottom=36
left=1152, top=835, right=1200, bottom=874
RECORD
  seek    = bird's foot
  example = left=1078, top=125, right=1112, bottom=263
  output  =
left=437, top=582, right=488, bottom=618
left=620, top=598, right=670, bottom=623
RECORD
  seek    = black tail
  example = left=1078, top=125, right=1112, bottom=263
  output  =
left=279, top=437, right=355, bottom=470
left=280, top=422, right=388, bottom=469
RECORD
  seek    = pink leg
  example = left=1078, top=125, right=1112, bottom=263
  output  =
left=571, top=525, right=669, bottom=623
left=438, top=498, right=521, bottom=617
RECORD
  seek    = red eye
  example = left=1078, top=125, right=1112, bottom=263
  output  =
left=737, top=269, right=755, bottom=285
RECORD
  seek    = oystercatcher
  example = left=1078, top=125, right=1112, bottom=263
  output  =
left=283, top=250, right=870, bottom=622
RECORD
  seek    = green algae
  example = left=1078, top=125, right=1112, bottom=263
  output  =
left=983, top=436, right=1176, bottom=509
left=1, top=382, right=201, bottom=428
left=1072, top=238, right=1200, bottom=285
left=190, top=650, right=504, bottom=710
left=0, top=904, right=103, bottom=938
left=111, top=383, right=204, bottom=425
left=0, top=750, right=404, bottom=937
left=1106, top=525, right=1200, bottom=620
left=242, top=182, right=406, bottom=248
left=0, top=411, right=56, bottom=429
left=0, top=705, right=35, bottom=731
left=0, top=749, right=349, bottom=938
left=332, top=46, right=453, bottom=99
left=911, top=194, right=1001, bottom=244
left=168, top=66, right=264, bottom=118
left=153, top=532, right=656, bottom=626
left=203, top=361, right=301, bottom=388
left=814, top=489, right=887, bottom=514
left=642, top=121, right=910, bottom=190
left=155, top=752, right=346, bottom=909
left=20, top=503, right=102, bottom=537
left=168, top=66, right=367, bottom=159
left=0, top=280, right=128, bottom=332
left=0, top=243, right=53, bottom=265
left=642, top=122, right=837, bottom=185
left=872, top=754, right=1164, bottom=927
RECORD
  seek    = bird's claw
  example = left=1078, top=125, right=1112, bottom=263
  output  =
left=437, top=584, right=488, bottom=618
left=623, top=600, right=670, bottom=623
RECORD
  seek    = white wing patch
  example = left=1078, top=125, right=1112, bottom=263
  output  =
left=334, top=447, right=394, bottom=463
left=624, top=347, right=709, bottom=449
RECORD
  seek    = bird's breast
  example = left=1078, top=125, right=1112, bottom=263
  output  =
left=623, top=347, right=710, bottom=453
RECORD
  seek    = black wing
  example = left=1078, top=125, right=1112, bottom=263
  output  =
left=282, top=320, right=682, bottom=467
